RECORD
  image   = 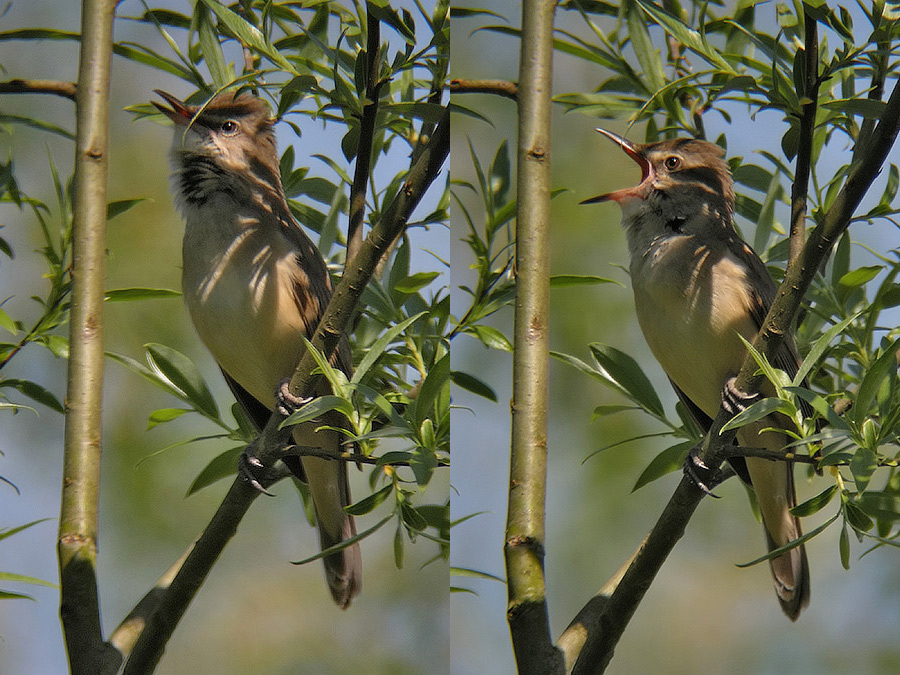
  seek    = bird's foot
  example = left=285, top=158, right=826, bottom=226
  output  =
left=683, top=444, right=723, bottom=498
left=238, top=436, right=294, bottom=496
left=721, top=376, right=758, bottom=416
left=275, top=378, right=313, bottom=418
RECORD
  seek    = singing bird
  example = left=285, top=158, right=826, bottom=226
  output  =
left=153, top=90, right=361, bottom=608
left=583, top=129, right=810, bottom=619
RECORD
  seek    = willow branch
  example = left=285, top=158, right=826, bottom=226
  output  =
left=505, top=2, right=563, bottom=674
left=347, top=4, right=382, bottom=265
left=448, top=78, right=518, bottom=100
left=58, top=2, right=119, bottom=674
left=789, top=11, right=819, bottom=265
left=0, top=78, right=77, bottom=100
left=569, top=77, right=900, bottom=674
left=116, top=106, right=449, bottom=673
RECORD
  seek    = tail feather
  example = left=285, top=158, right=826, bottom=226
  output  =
left=320, top=513, right=362, bottom=609
left=743, top=428, right=810, bottom=620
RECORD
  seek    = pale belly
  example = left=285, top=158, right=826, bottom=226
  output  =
left=181, top=217, right=310, bottom=407
left=631, top=240, right=759, bottom=419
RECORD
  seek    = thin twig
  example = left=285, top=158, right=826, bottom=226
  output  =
left=789, top=14, right=819, bottom=265
left=347, top=6, right=382, bottom=265
left=448, top=78, right=518, bottom=100
left=0, top=78, right=77, bottom=100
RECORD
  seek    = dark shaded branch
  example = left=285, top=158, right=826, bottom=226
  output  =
left=0, top=78, right=77, bottom=100
left=58, top=2, right=119, bottom=674
left=347, top=4, right=382, bottom=265
left=789, top=12, right=819, bottom=265
left=505, top=2, right=563, bottom=674
left=116, top=106, right=450, bottom=672
left=569, top=76, right=900, bottom=674
left=448, top=78, right=518, bottom=100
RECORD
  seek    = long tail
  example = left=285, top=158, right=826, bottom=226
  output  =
left=744, top=446, right=810, bottom=620
left=297, top=424, right=362, bottom=609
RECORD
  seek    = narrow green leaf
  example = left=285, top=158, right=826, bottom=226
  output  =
left=791, top=483, right=838, bottom=517
left=146, top=343, right=219, bottom=419
left=852, top=337, right=900, bottom=423
left=450, top=370, right=497, bottom=401
left=394, top=272, right=440, bottom=294
left=0, top=519, right=52, bottom=542
left=107, top=198, right=148, bottom=221
left=737, top=510, right=840, bottom=567
left=292, top=514, right=394, bottom=565
left=549, top=274, right=621, bottom=288
left=414, top=353, right=449, bottom=425
left=186, top=447, right=242, bottom=496
left=838, top=265, right=883, bottom=288
left=196, top=2, right=229, bottom=88
left=352, top=312, right=426, bottom=384
left=633, top=0, right=736, bottom=73
left=104, top=288, right=180, bottom=302
left=633, top=441, right=692, bottom=491
left=198, top=0, right=297, bottom=74
left=0, top=379, right=64, bottom=413
left=147, top=407, right=190, bottom=429
left=463, top=325, right=512, bottom=352
left=589, top=343, right=664, bottom=417
left=345, top=483, right=394, bottom=516
left=720, top=397, right=792, bottom=433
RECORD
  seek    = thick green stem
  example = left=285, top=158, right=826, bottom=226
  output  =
left=505, top=1, right=563, bottom=673
left=58, top=1, right=120, bottom=674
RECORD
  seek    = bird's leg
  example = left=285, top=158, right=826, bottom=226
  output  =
left=682, top=442, right=725, bottom=498
left=239, top=379, right=313, bottom=495
left=721, top=375, right=759, bottom=416
left=275, top=378, right=313, bottom=418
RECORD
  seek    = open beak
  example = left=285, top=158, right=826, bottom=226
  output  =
left=580, top=128, right=653, bottom=204
left=152, top=90, right=195, bottom=126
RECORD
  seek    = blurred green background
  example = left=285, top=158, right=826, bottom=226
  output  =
left=0, top=2, right=448, bottom=673
left=450, top=3, right=900, bottom=675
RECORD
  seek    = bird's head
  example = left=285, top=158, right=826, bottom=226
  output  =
left=153, top=90, right=282, bottom=207
left=582, top=130, right=735, bottom=217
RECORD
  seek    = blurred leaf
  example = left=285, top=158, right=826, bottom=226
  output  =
left=838, top=266, right=883, bottom=288
left=589, top=343, right=665, bottom=417
left=851, top=337, right=900, bottom=424
left=394, top=272, right=440, bottom=294
left=0, top=379, right=64, bottom=413
left=462, top=325, right=512, bottom=352
left=146, top=343, right=219, bottom=419
left=198, top=0, right=297, bottom=74
left=104, top=288, right=180, bottom=302
left=450, top=370, right=497, bottom=401
left=185, top=447, right=242, bottom=496
left=633, top=441, right=692, bottom=491
left=107, top=198, right=148, bottom=221
left=791, top=484, right=838, bottom=517
left=549, top=274, right=621, bottom=287
left=345, top=483, right=394, bottom=516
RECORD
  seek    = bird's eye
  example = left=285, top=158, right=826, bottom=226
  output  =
left=221, top=120, right=238, bottom=135
left=664, top=156, right=681, bottom=171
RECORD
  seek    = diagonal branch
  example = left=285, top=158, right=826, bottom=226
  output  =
left=566, top=76, right=900, bottom=674
left=113, top=106, right=449, bottom=673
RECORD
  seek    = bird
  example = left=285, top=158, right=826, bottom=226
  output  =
left=582, top=128, right=810, bottom=620
left=153, top=89, right=361, bottom=609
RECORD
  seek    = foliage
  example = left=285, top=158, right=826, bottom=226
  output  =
left=1, top=0, right=449, bottom=670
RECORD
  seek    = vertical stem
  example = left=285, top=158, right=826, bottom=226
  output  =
left=58, top=1, right=120, bottom=673
left=505, top=1, right=563, bottom=672
left=789, top=9, right=819, bottom=264
left=346, top=2, right=381, bottom=266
